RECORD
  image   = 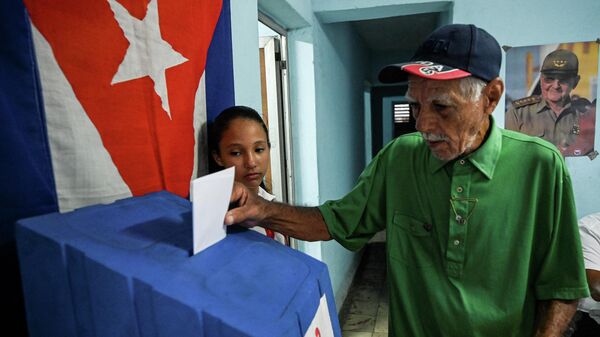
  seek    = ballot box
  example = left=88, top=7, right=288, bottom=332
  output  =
left=16, top=191, right=341, bottom=337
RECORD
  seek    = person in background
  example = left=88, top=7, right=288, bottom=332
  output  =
left=572, top=212, right=600, bottom=336
left=210, top=105, right=287, bottom=245
left=224, top=24, right=589, bottom=337
left=505, top=49, right=594, bottom=156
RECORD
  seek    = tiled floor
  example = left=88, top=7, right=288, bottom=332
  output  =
left=338, top=241, right=388, bottom=337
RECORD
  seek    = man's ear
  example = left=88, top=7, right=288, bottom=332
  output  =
left=483, top=77, right=504, bottom=115
left=212, top=151, right=224, bottom=167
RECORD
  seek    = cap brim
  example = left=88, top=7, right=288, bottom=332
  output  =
left=541, top=70, right=578, bottom=77
left=378, top=61, right=472, bottom=83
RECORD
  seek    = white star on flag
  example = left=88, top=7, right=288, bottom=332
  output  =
left=108, top=0, right=188, bottom=119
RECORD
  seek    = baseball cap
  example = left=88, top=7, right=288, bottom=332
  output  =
left=378, top=24, right=502, bottom=83
left=541, top=49, right=579, bottom=76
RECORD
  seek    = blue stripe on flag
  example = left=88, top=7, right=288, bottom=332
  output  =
left=206, top=0, right=235, bottom=122
left=0, top=2, right=58, bottom=334
left=0, top=0, right=58, bottom=242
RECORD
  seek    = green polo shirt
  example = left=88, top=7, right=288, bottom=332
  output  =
left=319, top=117, right=589, bottom=337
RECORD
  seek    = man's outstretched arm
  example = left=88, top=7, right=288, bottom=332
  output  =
left=224, top=182, right=332, bottom=241
left=533, top=299, right=578, bottom=337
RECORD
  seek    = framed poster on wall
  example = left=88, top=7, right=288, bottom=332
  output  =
left=505, top=41, right=598, bottom=158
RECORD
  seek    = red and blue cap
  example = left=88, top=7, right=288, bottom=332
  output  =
left=378, top=24, right=502, bottom=83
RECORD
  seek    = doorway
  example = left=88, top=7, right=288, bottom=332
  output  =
left=258, top=15, right=293, bottom=204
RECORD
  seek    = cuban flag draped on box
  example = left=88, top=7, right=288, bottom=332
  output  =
left=0, top=0, right=234, bottom=332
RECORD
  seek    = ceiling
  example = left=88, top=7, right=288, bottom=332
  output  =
left=350, top=12, right=440, bottom=54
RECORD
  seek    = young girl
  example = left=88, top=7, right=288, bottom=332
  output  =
left=210, top=105, right=287, bottom=245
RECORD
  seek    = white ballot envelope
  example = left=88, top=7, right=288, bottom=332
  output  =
left=191, top=166, right=235, bottom=255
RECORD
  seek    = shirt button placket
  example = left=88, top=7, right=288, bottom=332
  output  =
left=447, top=159, right=471, bottom=278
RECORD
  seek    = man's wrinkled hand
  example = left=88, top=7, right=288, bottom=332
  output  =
left=224, top=182, right=267, bottom=226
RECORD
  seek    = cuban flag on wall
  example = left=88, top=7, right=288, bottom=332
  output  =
left=0, top=0, right=234, bottom=332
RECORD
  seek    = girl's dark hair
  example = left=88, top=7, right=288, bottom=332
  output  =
left=209, top=105, right=270, bottom=155
left=208, top=106, right=270, bottom=173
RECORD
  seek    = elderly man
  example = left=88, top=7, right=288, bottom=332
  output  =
left=505, top=49, right=594, bottom=156
left=225, top=24, right=589, bottom=337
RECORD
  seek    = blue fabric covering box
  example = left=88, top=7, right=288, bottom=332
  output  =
left=16, top=191, right=341, bottom=337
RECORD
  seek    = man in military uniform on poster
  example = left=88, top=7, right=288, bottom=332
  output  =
left=506, top=49, right=595, bottom=156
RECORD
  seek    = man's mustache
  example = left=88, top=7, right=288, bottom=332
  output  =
left=421, top=133, right=449, bottom=142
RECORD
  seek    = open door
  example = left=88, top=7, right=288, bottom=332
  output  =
left=258, top=18, right=293, bottom=204
left=259, top=35, right=287, bottom=201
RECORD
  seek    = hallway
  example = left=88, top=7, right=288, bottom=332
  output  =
left=338, top=242, right=388, bottom=337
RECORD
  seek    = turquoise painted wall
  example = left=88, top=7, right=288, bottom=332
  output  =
left=312, top=20, right=370, bottom=308
left=231, top=0, right=600, bottom=312
left=230, top=0, right=261, bottom=110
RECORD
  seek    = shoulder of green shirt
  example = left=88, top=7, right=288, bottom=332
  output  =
left=374, top=132, right=424, bottom=156
left=501, top=128, right=557, bottom=149
left=500, top=128, right=566, bottom=164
